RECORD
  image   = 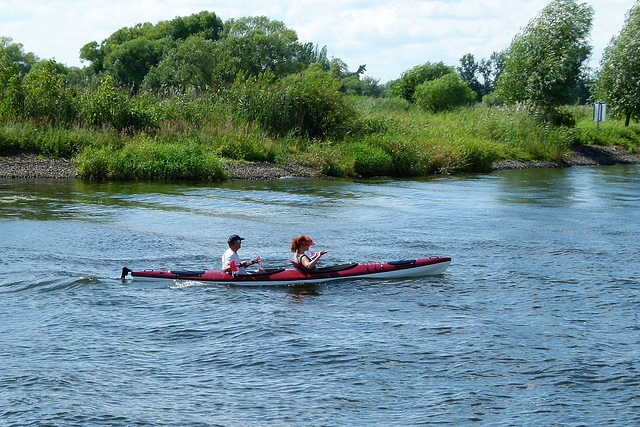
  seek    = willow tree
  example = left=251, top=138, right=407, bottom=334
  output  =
left=496, top=0, right=593, bottom=113
left=596, top=1, right=640, bottom=126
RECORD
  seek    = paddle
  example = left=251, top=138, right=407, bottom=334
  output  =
left=229, top=256, right=262, bottom=273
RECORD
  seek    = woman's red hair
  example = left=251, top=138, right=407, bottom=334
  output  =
left=291, top=235, right=314, bottom=252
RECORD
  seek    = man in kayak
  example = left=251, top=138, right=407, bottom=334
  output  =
left=222, top=234, right=260, bottom=275
left=290, top=235, right=328, bottom=271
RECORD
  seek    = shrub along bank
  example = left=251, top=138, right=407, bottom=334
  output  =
left=1, top=66, right=639, bottom=181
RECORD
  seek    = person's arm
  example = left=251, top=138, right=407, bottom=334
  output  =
left=224, top=259, right=256, bottom=272
left=222, top=252, right=251, bottom=273
left=301, top=251, right=327, bottom=270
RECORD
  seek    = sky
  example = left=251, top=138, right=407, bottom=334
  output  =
left=1, top=0, right=636, bottom=83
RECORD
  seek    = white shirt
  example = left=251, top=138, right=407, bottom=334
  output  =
left=222, top=248, right=246, bottom=274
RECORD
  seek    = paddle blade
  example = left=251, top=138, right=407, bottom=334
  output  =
left=256, top=256, right=262, bottom=266
left=229, top=260, right=239, bottom=272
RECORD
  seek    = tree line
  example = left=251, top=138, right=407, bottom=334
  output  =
left=1, top=0, right=640, bottom=135
left=390, top=0, right=640, bottom=126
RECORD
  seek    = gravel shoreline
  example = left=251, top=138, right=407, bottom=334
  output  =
left=1, top=145, right=639, bottom=180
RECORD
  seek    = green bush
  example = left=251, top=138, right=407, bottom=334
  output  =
left=533, top=106, right=576, bottom=127
left=481, top=91, right=506, bottom=108
left=0, top=51, right=24, bottom=119
left=75, top=139, right=225, bottom=181
left=455, top=139, right=498, bottom=172
left=386, top=139, right=433, bottom=176
left=350, top=143, right=393, bottom=176
left=206, top=131, right=278, bottom=162
left=414, top=74, right=477, bottom=113
left=22, top=60, right=77, bottom=124
left=389, top=61, right=455, bottom=103
left=574, top=118, right=640, bottom=151
left=227, top=69, right=357, bottom=138
left=79, top=76, right=158, bottom=130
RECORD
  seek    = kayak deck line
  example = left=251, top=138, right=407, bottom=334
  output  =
left=121, top=257, right=451, bottom=287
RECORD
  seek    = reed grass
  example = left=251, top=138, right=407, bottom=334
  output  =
left=75, top=136, right=225, bottom=181
left=2, top=90, right=639, bottom=180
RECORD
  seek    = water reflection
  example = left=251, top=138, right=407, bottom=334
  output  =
left=494, top=165, right=640, bottom=209
left=287, top=283, right=322, bottom=300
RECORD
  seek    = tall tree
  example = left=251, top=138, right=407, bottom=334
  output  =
left=103, top=38, right=165, bottom=90
left=596, top=1, right=640, bottom=126
left=457, top=53, right=482, bottom=101
left=0, top=49, right=24, bottom=118
left=0, top=36, right=39, bottom=75
left=80, top=11, right=223, bottom=78
left=218, top=16, right=303, bottom=78
left=496, top=0, right=593, bottom=112
left=143, top=35, right=224, bottom=91
left=479, top=51, right=505, bottom=96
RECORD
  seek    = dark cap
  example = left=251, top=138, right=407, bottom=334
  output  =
left=227, top=234, right=244, bottom=243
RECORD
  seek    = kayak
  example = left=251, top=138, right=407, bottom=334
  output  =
left=121, top=257, right=451, bottom=287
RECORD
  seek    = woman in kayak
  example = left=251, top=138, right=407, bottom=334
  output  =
left=290, top=235, right=327, bottom=270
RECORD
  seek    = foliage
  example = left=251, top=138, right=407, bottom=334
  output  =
left=79, top=76, right=158, bottom=130
left=142, top=35, right=223, bottom=91
left=458, top=52, right=505, bottom=101
left=218, top=16, right=305, bottom=78
left=75, top=138, right=225, bottom=181
left=0, top=121, right=97, bottom=157
left=480, top=52, right=505, bottom=96
left=226, top=69, right=356, bottom=138
left=573, top=112, right=640, bottom=150
left=22, top=60, right=77, bottom=124
left=341, top=75, right=385, bottom=97
left=389, top=62, right=455, bottom=103
left=0, top=49, right=24, bottom=118
left=575, top=67, right=596, bottom=105
left=482, top=91, right=506, bottom=108
left=596, top=1, right=640, bottom=126
left=457, top=53, right=482, bottom=101
left=414, top=74, right=477, bottom=113
left=79, top=13, right=335, bottom=91
left=80, top=11, right=224, bottom=76
left=157, top=10, right=225, bottom=41
left=3, top=87, right=640, bottom=181
left=0, top=36, right=39, bottom=74
left=4, top=6, right=640, bottom=182
left=496, top=0, right=593, bottom=113
left=103, top=37, right=167, bottom=91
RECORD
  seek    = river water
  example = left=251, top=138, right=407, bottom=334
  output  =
left=1, top=165, right=639, bottom=426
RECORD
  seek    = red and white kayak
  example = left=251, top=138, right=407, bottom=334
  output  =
left=121, top=257, right=451, bottom=287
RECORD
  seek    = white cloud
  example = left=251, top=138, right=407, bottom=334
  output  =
left=1, top=0, right=635, bottom=82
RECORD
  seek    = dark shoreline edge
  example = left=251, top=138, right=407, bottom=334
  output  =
left=1, top=145, right=639, bottom=180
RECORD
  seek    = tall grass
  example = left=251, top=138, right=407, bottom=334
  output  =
left=75, top=136, right=225, bottom=181
left=2, top=75, right=639, bottom=180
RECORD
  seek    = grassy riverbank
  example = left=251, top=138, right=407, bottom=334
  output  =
left=1, top=97, right=639, bottom=181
